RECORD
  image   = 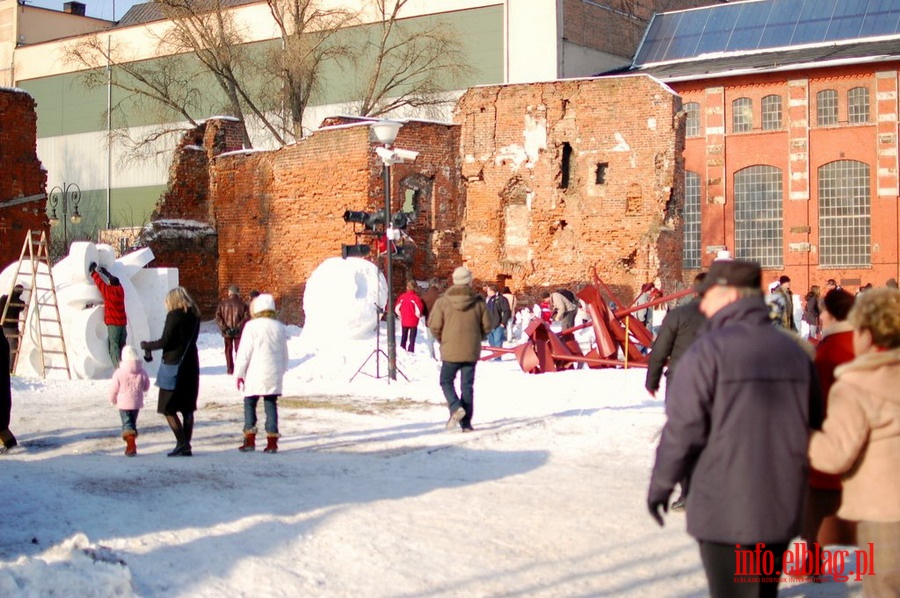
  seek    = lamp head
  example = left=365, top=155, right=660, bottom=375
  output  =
left=371, top=120, right=402, bottom=145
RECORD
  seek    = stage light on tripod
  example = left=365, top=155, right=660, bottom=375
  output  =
left=341, top=244, right=371, bottom=259
left=391, top=212, right=410, bottom=229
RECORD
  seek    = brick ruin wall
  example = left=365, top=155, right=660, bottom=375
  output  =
left=455, top=76, right=685, bottom=306
left=0, top=89, right=47, bottom=267
left=137, top=76, right=685, bottom=323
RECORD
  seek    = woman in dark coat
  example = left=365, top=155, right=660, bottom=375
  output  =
left=141, top=287, right=200, bottom=456
left=0, top=327, right=17, bottom=453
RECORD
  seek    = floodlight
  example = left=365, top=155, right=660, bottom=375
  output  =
left=341, top=244, right=371, bottom=259
left=343, top=210, right=370, bottom=224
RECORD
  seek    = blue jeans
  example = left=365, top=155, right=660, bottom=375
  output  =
left=439, top=361, right=475, bottom=428
left=244, top=396, right=279, bottom=435
left=119, top=409, right=139, bottom=433
left=487, top=326, right=505, bottom=348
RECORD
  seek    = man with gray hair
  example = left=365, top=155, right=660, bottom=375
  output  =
left=648, top=259, right=823, bottom=598
left=215, top=285, right=250, bottom=376
left=428, top=266, right=492, bottom=432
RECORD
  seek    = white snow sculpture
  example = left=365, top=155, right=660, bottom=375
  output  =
left=0, top=241, right=177, bottom=379
left=300, top=257, right=387, bottom=350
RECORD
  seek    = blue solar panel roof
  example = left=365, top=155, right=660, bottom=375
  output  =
left=634, top=0, right=900, bottom=66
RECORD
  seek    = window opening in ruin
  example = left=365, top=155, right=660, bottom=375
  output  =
left=595, top=163, right=608, bottom=185
left=818, top=160, right=870, bottom=267
left=733, top=165, right=783, bottom=268
left=402, top=188, right=418, bottom=214
left=683, top=171, right=702, bottom=269
left=559, top=142, right=573, bottom=189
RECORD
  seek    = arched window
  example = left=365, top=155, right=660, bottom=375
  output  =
left=817, top=89, right=838, bottom=126
left=732, top=97, right=752, bottom=132
left=818, top=160, right=870, bottom=267
left=684, top=102, right=701, bottom=137
left=761, top=95, right=782, bottom=130
left=733, top=165, right=783, bottom=267
left=683, top=171, right=702, bottom=269
left=848, top=87, right=869, bottom=124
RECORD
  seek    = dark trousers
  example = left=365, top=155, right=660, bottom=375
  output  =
left=119, top=409, right=139, bottom=433
left=107, top=325, right=127, bottom=369
left=439, top=361, right=476, bottom=428
left=3, top=326, right=17, bottom=373
left=699, top=540, right=788, bottom=598
left=400, top=326, right=418, bottom=352
left=224, top=336, right=240, bottom=375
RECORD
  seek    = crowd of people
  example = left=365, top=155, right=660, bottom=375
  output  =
left=645, top=262, right=899, bottom=597
left=1, top=257, right=898, bottom=595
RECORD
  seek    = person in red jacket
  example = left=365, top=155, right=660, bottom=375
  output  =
left=394, top=281, right=424, bottom=353
left=89, top=262, right=127, bottom=369
left=800, top=287, right=857, bottom=572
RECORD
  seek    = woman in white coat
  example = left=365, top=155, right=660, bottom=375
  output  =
left=234, top=294, right=288, bottom=453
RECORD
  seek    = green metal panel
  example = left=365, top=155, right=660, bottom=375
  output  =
left=20, top=6, right=504, bottom=138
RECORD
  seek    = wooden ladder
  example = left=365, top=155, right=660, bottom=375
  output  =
left=1, top=230, right=71, bottom=378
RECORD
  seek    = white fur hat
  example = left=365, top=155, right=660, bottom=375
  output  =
left=121, top=345, right=139, bottom=362
left=251, top=293, right=276, bottom=315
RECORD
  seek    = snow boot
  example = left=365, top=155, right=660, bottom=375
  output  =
left=0, top=428, right=17, bottom=453
left=239, top=432, right=256, bottom=452
left=263, top=435, right=278, bottom=454
left=123, top=431, right=137, bottom=457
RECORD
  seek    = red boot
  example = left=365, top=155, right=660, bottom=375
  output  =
left=263, top=435, right=278, bottom=454
left=123, top=431, right=137, bottom=457
left=238, top=432, right=256, bottom=452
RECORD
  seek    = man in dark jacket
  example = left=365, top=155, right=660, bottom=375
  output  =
left=428, top=266, right=493, bottom=432
left=215, top=285, right=250, bottom=375
left=648, top=259, right=823, bottom=598
left=89, top=263, right=128, bottom=369
left=1, top=284, right=25, bottom=373
left=484, top=284, right=511, bottom=357
left=645, top=272, right=707, bottom=511
left=0, top=327, right=16, bottom=453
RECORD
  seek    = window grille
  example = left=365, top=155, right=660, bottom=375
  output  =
left=683, top=171, right=702, bottom=269
left=685, top=102, right=700, bottom=137
left=761, top=95, right=782, bottom=130
left=732, top=97, right=752, bottom=132
left=848, top=87, right=869, bottom=124
left=733, top=165, right=783, bottom=267
left=817, top=89, right=838, bottom=126
left=818, top=160, right=870, bottom=267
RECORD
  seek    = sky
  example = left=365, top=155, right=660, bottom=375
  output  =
left=28, top=0, right=141, bottom=21
left=0, top=256, right=864, bottom=596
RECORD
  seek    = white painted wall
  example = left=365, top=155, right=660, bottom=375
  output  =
left=506, top=0, right=560, bottom=83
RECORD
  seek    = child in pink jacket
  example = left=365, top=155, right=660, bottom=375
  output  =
left=108, top=345, right=150, bottom=457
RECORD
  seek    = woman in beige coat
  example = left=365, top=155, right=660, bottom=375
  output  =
left=809, top=287, right=900, bottom=594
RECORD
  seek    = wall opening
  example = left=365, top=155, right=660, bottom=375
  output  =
left=559, top=142, right=573, bottom=189
left=595, top=162, right=608, bottom=185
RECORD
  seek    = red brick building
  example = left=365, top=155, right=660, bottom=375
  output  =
left=626, top=2, right=900, bottom=293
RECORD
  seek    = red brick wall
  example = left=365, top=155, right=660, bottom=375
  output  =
left=455, top=76, right=686, bottom=305
left=0, top=89, right=47, bottom=270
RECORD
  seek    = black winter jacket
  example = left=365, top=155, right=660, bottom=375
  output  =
left=649, top=296, right=823, bottom=544
left=144, top=309, right=200, bottom=410
left=645, top=299, right=707, bottom=394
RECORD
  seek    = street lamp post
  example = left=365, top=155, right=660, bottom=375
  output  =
left=371, top=120, right=403, bottom=381
left=47, top=182, right=82, bottom=250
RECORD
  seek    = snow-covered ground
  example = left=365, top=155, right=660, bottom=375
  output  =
left=1, top=322, right=862, bottom=596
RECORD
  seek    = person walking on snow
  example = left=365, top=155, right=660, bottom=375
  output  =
left=428, top=266, right=492, bottom=433
left=395, top=281, right=425, bottom=353
left=89, top=262, right=127, bottom=369
left=234, top=294, right=288, bottom=454
left=215, top=285, right=250, bottom=376
left=0, top=327, right=17, bottom=453
left=108, top=345, right=150, bottom=457
left=648, top=259, right=822, bottom=598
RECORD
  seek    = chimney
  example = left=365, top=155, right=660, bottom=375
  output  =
left=63, top=2, right=87, bottom=16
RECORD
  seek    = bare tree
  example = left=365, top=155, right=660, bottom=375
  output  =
left=265, top=0, right=356, bottom=139
left=352, top=0, right=474, bottom=118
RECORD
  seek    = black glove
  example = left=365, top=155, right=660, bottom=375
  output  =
left=88, top=262, right=97, bottom=273
left=139, top=341, right=150, bottom=350
left=143, top=350, right=153, bottom=363
left=648, top=498, right=668, bottom=527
